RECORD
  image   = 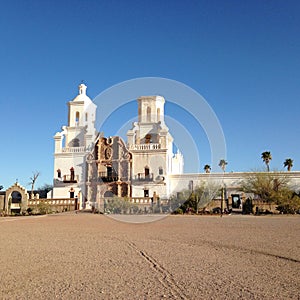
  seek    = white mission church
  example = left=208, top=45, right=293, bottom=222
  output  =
left=48, top=83, right=185, bottom=209
left=47, top=83, right=300, bottom=211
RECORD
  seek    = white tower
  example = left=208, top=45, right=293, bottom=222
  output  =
left=49, top=83, right=97, bottom=206
left=127, top=96, right=183, bottom=199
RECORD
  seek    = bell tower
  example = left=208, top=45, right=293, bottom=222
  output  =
left=50, top=83, right=98, bottom=206
left=127, top=96, right=184, bottom=199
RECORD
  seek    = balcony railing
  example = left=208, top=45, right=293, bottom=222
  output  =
left=133, top=173, right=154, bottom=182
left=98, top=172, right=119, bottom=182
left=28, top=198, right=76, bottom=206
left=130, top=197, right=152, bottom=204
left=62, top=146, right=85, bottom=153
left=63, top=175, right=79, bottom=183
left=129, top=143, right=161, bottom=151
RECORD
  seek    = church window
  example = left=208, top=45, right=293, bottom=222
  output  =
left=159, top=167, right=163, bottom=175
left=70, top=167, right=75, bottom=182
left=145, top=166, right=150, bottom=178
left=157, top=108, right=160, bottom=122
left=145, top=134, right=151, bottom=144
left=70, top=138, right=80, bottom=147
left=147, top=107, right=151, bottom=122
left=57, top=169, right=61, bottom=178
left=144, top=189, right=149, bottom=197
left=107, top=166, right=112, bottom=178
left=69, top=188, right=75, bottom=198
left=138, top=105, right=141, bottom=122
left=75, top=111, right=80, bottom=125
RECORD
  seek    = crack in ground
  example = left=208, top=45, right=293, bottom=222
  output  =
left=127, top=241, right=188, bottom=300
left=198, top=240, right=300, bottom=264
left=144, top=237, right=300, bottom=265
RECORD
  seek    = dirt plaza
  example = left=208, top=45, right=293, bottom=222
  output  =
left=0, top=213, right=299, bottom=299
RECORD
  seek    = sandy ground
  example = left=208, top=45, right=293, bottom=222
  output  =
left=0, top=213, right=299, bottom=300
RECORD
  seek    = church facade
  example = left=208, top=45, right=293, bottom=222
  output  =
left=49, top=84, right=184, bottom=209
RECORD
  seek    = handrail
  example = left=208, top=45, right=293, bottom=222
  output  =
left=62, top=146, right=85, bottom=153
left=129, top=143, right=161, bottom=151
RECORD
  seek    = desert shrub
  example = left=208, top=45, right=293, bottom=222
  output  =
left=276, top=193, right=300, bottom=214
left=36, top=202, right=52, bottom=215
left=173, top=208, right=183, bottom=214
left=104, top=197, right=132, bottom=214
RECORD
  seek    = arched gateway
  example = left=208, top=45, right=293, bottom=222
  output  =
left=5, top=182, right=29, bottom=214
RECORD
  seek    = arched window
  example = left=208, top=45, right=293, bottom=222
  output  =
left=104, top=190, right=114, bottom=197
left=145, top=134, right=151, bottom=144
left=157, top=108, right=160, bottom=122
left=138, top=105, right=141, bottom=122
left=75, top=111, right=80, bottom=125
left=70, top=167, right=75, bottom=182
left=145, top=166, right=150, bottom=178
left=69, top=188, right=75, bottom=198
left=57, top=169, right=61, bottom=178
left=159, top=167, right=163, bottom=175
left=147, top=107, right=151, bottom=122
left=69, top=138, right=80, bottom=147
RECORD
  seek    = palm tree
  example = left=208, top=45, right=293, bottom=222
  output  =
left=204, top=164, right=211, bottom=173
left=283, top=158, right=293, bottom=171
left=218, top=159, right=228, bottom=172
left=261, top=151, right=272, bottom=172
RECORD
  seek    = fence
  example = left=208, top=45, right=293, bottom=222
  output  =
left=28, top=198, right=77, bottom=213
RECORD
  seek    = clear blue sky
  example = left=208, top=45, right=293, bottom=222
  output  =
left=1, top=0, right=300, bottom=190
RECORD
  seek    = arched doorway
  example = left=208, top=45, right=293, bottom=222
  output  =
left=10, top=191, right=22, bottom=214
left=104, top=190, right=114, bottom=197
left=5, top=182, right=29, bottom=215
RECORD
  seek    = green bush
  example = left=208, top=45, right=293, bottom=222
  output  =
left=276, top=193, right=300, bottom=214
left=173, top=208, right=183, bottom=214
left=36, top=202, right=52, bottom=215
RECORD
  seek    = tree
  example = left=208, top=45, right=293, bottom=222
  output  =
left=0, top=185, right=3, bottom=191
left=37, top=184, right=53, bottom=198
left=204, top=164, right=211, bottom=173
left=218, top=159, right=228, bottom=172
left=283, top=158, right=293, bottom=171
left=241, top=171, right=290, bottom=206
left=261, top=151, right=272, bottom=172
left=29, top=171, right=40, bottom=199
left=194, top=182, right=220, bottom=212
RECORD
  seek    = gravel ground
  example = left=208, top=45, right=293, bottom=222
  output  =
left=0, top=213, right=299, bottom=299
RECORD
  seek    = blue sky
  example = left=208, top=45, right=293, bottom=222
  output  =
left=1, top=0, right=300, bottom=190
